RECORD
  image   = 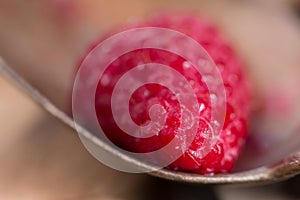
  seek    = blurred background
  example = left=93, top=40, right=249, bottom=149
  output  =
left=0, top=0, right=300, bottom=199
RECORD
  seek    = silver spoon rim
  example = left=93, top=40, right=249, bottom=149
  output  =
left=1, top=58, right=299, bottom=184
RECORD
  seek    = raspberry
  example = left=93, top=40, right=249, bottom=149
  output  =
left=83, top=14, right=251, bottom=174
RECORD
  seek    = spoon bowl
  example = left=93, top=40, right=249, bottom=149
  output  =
left=1, top=58, right=299, bottom=184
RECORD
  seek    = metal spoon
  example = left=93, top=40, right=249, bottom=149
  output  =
left=0, top=58, right=299, bottom=184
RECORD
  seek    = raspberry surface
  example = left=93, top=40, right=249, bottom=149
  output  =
left=88, top=14, right=251, bottom=174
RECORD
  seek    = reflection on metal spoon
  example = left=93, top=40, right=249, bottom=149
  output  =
left=0, top=57, right=300, bottom=184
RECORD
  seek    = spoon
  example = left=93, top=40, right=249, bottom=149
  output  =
left=0, top=57, right=299, bottom=184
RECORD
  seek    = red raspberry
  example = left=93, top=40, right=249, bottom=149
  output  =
left=85, top=14, right=251, bottom=174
